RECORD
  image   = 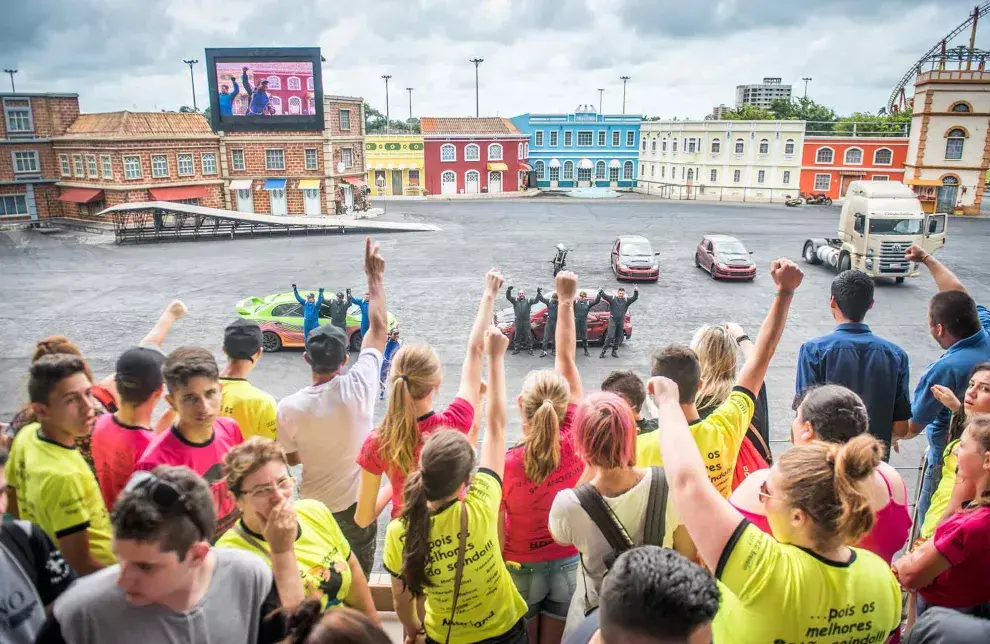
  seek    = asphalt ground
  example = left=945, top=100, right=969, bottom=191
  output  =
left=2, top=197, right=989, bottom=551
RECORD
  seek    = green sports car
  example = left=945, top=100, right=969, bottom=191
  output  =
left=236, top=291, right=398, bottom=352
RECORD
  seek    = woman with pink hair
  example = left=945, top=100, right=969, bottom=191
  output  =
left=548, top=390, right=695, bottom=636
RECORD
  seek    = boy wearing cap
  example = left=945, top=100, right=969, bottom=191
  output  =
left=90, top=346, right=164, bottom=510
left=219, top=319, right=277, bottom=441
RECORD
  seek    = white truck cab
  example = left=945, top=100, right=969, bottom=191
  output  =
left=802, top=181, right=947, bottom=283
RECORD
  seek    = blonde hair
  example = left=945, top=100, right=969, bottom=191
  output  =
left=223, top=437, right=288, bottom=497
left=690, top=325, right=737, bottom=413
left=378, top=345, right=443, bottom=475
left=964, top=414, right=990, bottom=509
left=519, top=370, right=570, bottom=484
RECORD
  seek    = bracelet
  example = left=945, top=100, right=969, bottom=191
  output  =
left=735, top=334, right=751, bottom=344
left=776, top=290, right=795, bottom=298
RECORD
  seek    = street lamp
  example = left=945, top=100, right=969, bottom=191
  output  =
left=182, top=59, right=199, bottom=111
left=406, top=87, right=414, bottom=120
left=470, top=58, right=484, bottom=117
left=382, top=75, right=392, bottom=134
left=597, top=88, right=604, bottom=113
left=802, top=77, right=813, bottom=100
left=620, top=76, right=630, bottom=114
left=4, top=68, right=18, bottom=92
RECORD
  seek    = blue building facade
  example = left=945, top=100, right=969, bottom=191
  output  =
left=511, top=108, right=641, bottom=189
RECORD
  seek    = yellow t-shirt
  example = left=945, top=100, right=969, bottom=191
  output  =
left=383, top=469, right=527, bottom=644
left=636, top=388, right=754, bottom=497
left=6, top=423, right=116, bottom=566
left=713, top=522, right=902, bottom=644
left=220, top=378, right=277, bottom=440
left=921, top=439, right=961, bottom=540
left=216, top=499, right=353, bottom=609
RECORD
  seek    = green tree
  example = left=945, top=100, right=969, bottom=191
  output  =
left=769, top=97, right=837, bottom=122
left=719, top=104, right=776, bottom=120
left=834, top=107, right=912, bottom=137
left=364, top=102, right=421, bottom=134
left=178, top=105, right=197, bottom=113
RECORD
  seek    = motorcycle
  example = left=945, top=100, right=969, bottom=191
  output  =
left=550, top=243, right=568, bottom=276
left=799, top=192, right=833, bottom=206
left=784, top=195, right=803, bottom=207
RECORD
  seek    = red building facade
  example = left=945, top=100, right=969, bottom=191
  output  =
left=800, top=137, right=909, bottom=199
left=421, top=117, right=529, bottom=196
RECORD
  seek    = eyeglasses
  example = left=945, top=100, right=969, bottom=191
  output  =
left=243, top=475, right=296, bottom=501
left=759, top=479, right=781, bottom=502
left=123, top=471, right=207, bottom=539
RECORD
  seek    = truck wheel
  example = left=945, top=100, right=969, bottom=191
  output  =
left=803, top=241, right=822, bottom=265
left=896, top=277, right=905, bottom=284
left=838, top=254, right=851, bottom=274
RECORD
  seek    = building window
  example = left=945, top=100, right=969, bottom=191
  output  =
left=757, top=170, right=766, bottom=184
left=814, top=173, right=831, bottom=191
left=177, top=153, right=194, bottom=176
left=488, top=143, right=503, bottom=161
left=950, top=102, right=971, bottom=113
left=523, top=143, right=529, bottom=157
left=758, top=139, right=769, bottom=154
left=549, top=131, right=558, bottom=147
left=266, top=75, right=281, bottom=90
left=844, top=148, right=863, bottom=165
left=59, top=154, right=71, bottom=176
left=687, top=168, right=694, bottom=181
left=649, top=165, right=654, bottom=177
left=577, top=131, right=592, bottom=146
left=662, top=139, right=667, bottom=152
left=735, top=139, right=744, bottom=154
left=784, top=139, right=795, bottom=155
left=874, top=148, right=893, bottom=165
left=339, top=109, right=351, bottom=130
left=564, top=131, right=573, bottom=147
left=782, top=170, right=791, bottom=184
left=304, top=148, right=318, bottom=170
left=0, top=195, right=29, bottom=216
left=232, top=149, right=245, bottom=171
left=465, top=144, right=480, bottom=161
left=563, top=160, right=574, bottom=180
left=266, top=149, right=286, bottom=170
left=686, top=138, right=697, bottom=153
left=124, top=156, right=142, bottom=179
left=409, top=169, right=420, bottom=186
left=598, top=131, right=607, bottom=147
left=13, top=151, right=40, bottom=174
left=815, top=147, right=834, bottom=164
left=651, top=139, right=657, bottom=153
left=202, top=153, right=217, bottom=175
left=72, top=154, right=84, bottom=177
left=710, top=169, right=718, bottom=182
left=268, top=96, right=282, bottom=114
left=4, top=106, right=33, bottom=132
left=288, top=97, right=302, bottom=114
left=549, top=165, right=560, bottom=181
left=535, top=160, right=545, bottom=179
left=595, top=161, right=606, bottom=179
left=623, top=161, right=633, bottom=180
left=535, top=131, right=544, bottom=147
left=661, top=166, right=665, bottom=178
left=642, top=137, right=647, bottom=151
left=611, top=131, right=620, bottom=146
left=342, top=147, right=353, bottom=168
left=626, top=131, right=635, bottom=147
left=151, top=155, right=169, bottom=178
left=672, top=140, right=678, bottom=153
left=945, top=128, right=966, bottom=160
left=733, top=169, right=741, bottom=183
left=101, top=155, right=112, bottom=178
left=711, top=138, right=721, bottom=154
left=85, top=154, right=98, bottom=178
left=873, top=175, right=889, bottom=181
left=307, top=77, right=314, bottom=91
left=287, top=76, right=301, bottom=91
left=441, top=144, right=456, bottom=162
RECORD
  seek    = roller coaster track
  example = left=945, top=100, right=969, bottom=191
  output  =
left=887, top=1, right=990, bottom=112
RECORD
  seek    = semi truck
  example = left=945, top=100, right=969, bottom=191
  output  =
left=802, top=181, right=947, bottom=283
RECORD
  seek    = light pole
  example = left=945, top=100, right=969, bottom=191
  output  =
left=382, top=75, right=392, bottom=134
left=182, top=59, right=199, bottom=111
left=619, top=76, right=630, bottom=114
left=597, top=88, right=604, bottom=113
left=469, top=58, right=484, bottom=117
left=802, top=77, right=812, bottom=100
left=3, top=69, right=17, bottom=92
left=406, top=87, right=414, bottom=120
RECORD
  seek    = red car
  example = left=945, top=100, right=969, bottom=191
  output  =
left=495, top=291, right=632, bottom=344
left=695, top=235, right=756, bottom=281
left=611, top=235, right=660, bottom=281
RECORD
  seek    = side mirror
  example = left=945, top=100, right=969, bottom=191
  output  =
left=654, top=252, right=661, bottom=256
left=749, top=251, right=754, bottom=254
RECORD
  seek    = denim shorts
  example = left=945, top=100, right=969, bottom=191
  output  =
left=506, top=554, right=579, bottom=620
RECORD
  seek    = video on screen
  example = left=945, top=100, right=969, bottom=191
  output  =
left=214, top=61, right=317, bottom=117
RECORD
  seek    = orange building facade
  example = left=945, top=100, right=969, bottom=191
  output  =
left=800, top=137, right=909, bottom=199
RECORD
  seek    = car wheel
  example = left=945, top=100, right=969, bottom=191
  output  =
left=349, top=331, right=363, bottom=352
left=262, top=331, right=282, bottom=353
left=710, top=264, right=718, bottom=281
left=694, top=254, right=700, bottom=268
left=896, top=277, right=905, bottom=284
left=839, top=253, right=852, bottom=274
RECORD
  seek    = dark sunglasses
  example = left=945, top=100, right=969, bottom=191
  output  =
left=123, top=471, right=207, bottom=540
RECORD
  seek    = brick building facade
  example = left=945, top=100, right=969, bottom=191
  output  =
left=325, top=96, right=367, bottom=212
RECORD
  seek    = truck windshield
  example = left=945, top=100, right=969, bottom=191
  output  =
left=868, top=218, right=923, bottom=235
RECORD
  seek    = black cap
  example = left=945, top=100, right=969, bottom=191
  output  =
left=305, top=324, right=348, bottom=372
left=224, top=319, right=263, bottom=360
left=115, top=347, right=165, bottom=401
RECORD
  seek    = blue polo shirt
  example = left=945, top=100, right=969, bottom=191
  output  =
left=796, top=322, right=911, bottom=447
left=911, top=305, right=990, bottom=461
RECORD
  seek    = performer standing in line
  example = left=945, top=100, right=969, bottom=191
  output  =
left=348, top=289, right=371, bottom=346
left=380, top=328, right=402, bottom=400
left=599, top=287, right=638, bottom=358
left=327, top=291, right=352, bottom=332
left=573, top=289, right=602, bottom=357
left=217, top=75, right=239, bottom=117
left=506, top=286, right=538, bottom=355
left=536, top=288, right=560, bottom=358
left=292, top=284, right=324, bottom=341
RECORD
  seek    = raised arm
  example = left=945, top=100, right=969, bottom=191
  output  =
left=456, top=270, right=504, bottom=410
left=591, top=291, right=603, bottom=307
left=140, top=299, right=188, bottom=349
left=361, top=237, right=388, bottom=353
left=599, top=289, right=614, bottom=304
left=736, top=259, right=803, bottom=395
left=505, top=286, right=514, bottom=305
left=292, top=285, right=305, bottom=305
left=535, top=288, right=548, bottom=305
left=906, top=243, right=966, bottom=293
left=554, top=271, right=583, bottom=401
left=627, top=288, right=639, bottom=305
left=231, top=78, right=239, bottom=98
left=316, top=288, right=325, bottom=308
left=480, top=326, right=509, bottom=479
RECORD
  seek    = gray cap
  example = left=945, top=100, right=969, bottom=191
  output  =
left=305, top=324, right=348, bottom=372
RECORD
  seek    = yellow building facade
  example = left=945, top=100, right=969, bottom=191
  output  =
left=365, top=134, right=425, bottom=196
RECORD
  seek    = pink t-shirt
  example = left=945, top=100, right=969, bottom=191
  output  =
left=501, top=404, right=582, bottom=563
left=357, top=397, right=474, bottom=518
left=91, top=414, right=154, bottom=510
left=135, top=418, right=244, bottom=537
left=921, top=505, right=990, bottom=609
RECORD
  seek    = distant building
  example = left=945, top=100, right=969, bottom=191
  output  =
left=711, top=104, right=731, bottom=120
left=511, top=107, right=641, bottom=189
left=800, top=137, right=909, bottom=200
left=420, top=117, right=528, bottom=195
left=735, top=78, right=792, bottom=109
left=365, top=134, right=425, bottom=196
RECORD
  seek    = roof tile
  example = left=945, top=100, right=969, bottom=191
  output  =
left=62, top=111, right=215, bottom=138
left=420, top=117, right=522, bottom=136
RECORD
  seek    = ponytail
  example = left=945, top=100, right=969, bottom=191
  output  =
left=378, top=345, right=443, bottom=475
left=519, top=370, right=570, bottom=485
left=399, top=470, right=432, bottom=596
left=279, top=598, right=322, bottom=643
left=279, top=601, right=390, bottom=644
left=831, top=435, right=883, bottom=544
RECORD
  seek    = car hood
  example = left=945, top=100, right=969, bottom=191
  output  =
left=717, top=253, right=753, bottom=265
left=620, top=254, right=657, bottom=267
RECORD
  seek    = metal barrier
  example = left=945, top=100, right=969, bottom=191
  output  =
left=634, top=181, right=800, bottom=204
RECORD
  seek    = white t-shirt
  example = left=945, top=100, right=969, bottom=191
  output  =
left=277, top=347, right=382, bottom=513
left=548, top=468, right=680, bottom=637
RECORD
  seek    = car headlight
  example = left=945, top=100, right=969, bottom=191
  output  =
left=619, top=264, right=628, bottom=271
left=866, top=258, right=874, bottom=269
left=867, top=248, right=875, bottom=257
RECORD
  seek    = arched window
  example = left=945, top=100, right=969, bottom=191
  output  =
left=946, top=128, right=966, bottom=160
left=734, top=139, right=745, bottom=154
left=465, top=144, right=480, bottom=161
left=595, top=160, right=607, bottom=179
left=711, top=138, right=721, bottom=154
left=441, top=170, right=456, bottom=186
left=288, top=97, right=302, bottom=114
left=651, top=139, right=657, bottom=152
left=662, top=139, right=667, bottom=152
left=758, top=139, right=769, bottom=154
left=874, top=148, right=893, bottom=165
left=307, top=77, right=314, bottom=91
left=844, top=148, right=863, bottom=164
left=672, top=140, right=678, bottom=153
left=548, top=164, right=560, bottom=181
left=784, top=139, right=795, bottom=155
left=488, top=143, right=503, bottom=161
left=950, top=102, right=971, bottom=113
left=534, top=160, right=545, bottom=179
left=465, top=170, right=480, bottom=186
left=609, top=164, right=619, bottom=182
left=266, top=75, right=281, bottom=89
left=268, top=96, right=282, bottom=114
left=623, top=161, right=634, bottom=180
left=308, top=98, right=315, bottom=114
left=687, top=168, right=694, bottom=181
left=942, top=175, right=959, bottom=185
left=441, top=144, right=456, bottom=162
left=287, top=76, right=301, bottom=91
left=518, top=143, right=524, bottom=158
left=563, top=160, right=574, bottom=180
left=815, top=147, right=834, bottom=164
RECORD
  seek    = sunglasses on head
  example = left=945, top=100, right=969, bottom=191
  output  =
left=124, top=471, right=207, bottom=540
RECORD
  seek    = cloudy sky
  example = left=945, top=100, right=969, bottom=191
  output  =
left=3, top=0, right=988, bottom=119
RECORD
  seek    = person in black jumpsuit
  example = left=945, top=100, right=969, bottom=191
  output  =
left=536, top=289, right=559, bottom=358
left=573, top=290, right=602, bottom=356
left=599, top=287, right=638, bottom=358
left=326, top=291, right=352, bottom=331
left=506, top=286, right=538, bottom=355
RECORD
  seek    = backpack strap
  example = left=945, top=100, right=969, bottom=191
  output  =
left=643, top=467, right=668, bottom=547
left=444, top=503, right=469, bottom=644
left=747, top=423, right=773, bottom=465
left=573, top=483, right=632, bottom=553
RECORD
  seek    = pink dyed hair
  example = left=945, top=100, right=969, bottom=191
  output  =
left=574, top=391, right=637, bottom=469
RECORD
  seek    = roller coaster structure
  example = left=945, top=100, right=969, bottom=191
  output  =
left=888, top=2, right=990, bottom=113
